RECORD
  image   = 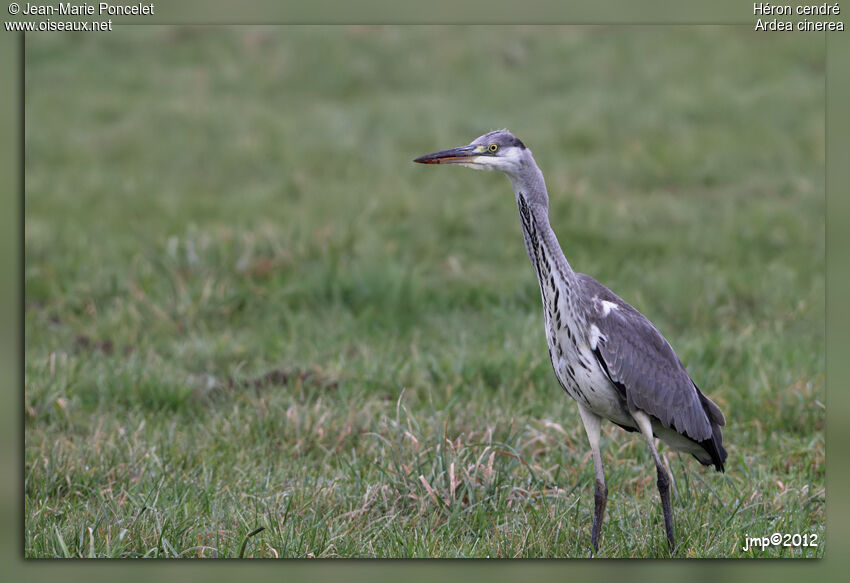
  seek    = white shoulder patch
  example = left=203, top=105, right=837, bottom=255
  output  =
left=588, top=324, right=606, bottom=350
left=600, top=300, right=619, bottom=317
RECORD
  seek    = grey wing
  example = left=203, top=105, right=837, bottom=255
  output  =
left=577, top=273, right=720, bottom=442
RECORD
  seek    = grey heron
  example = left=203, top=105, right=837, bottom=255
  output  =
left=414, top=130, right=727, bottom=553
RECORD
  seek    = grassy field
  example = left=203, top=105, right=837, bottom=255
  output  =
left=24, top=26, right=824, bottom=558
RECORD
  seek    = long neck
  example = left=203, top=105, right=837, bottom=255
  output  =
left=509, top=154, right=575, bottom=286
left=508, top=153, right=585, bottom=330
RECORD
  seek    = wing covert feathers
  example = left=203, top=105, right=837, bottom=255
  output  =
left=578, top=273, right=727, bottom=471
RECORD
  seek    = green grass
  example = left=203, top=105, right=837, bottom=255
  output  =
left=24, top=26, right=824, bottom=558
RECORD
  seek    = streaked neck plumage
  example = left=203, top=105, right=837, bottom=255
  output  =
left=504, top=149, right=588, bottom=341
left=506, top=150, right=575, bottom=286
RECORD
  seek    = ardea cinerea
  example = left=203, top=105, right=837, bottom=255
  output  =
left=414, top=130, right=727, bottom=553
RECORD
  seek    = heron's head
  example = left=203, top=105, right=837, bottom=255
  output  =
left=413, top=129, right=527, bottom=176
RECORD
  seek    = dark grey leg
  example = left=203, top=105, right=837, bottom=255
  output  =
left=632, top=410, right=676, bottom=552
left=592, top=477, right=608, bottom=552
left=577, top=404, right=607, bottom=555
left=656, top=465, right=674, bottom=549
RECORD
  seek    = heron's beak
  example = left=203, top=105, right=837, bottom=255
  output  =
left=413, top=145, right=478, bottom=165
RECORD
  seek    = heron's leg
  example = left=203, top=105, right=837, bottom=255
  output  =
left=576, top=403, right=607, bottom=555
left=632, top=410, right=675, bottom=551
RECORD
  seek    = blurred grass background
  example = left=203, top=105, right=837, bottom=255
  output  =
left=24, top=26, right=823, bottom=557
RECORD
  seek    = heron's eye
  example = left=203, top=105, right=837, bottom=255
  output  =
left=488, top=144, right=498, bottom=153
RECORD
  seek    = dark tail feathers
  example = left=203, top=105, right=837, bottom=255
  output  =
left=694, top=388, right=728, bottom=472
